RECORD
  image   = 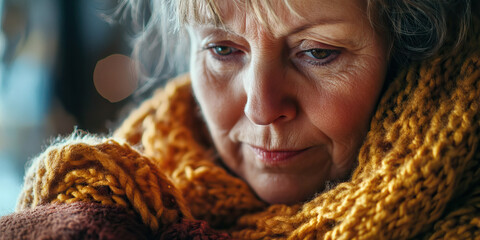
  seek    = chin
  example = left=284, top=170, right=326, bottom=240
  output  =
left=253, top=178, right=320, bottom=205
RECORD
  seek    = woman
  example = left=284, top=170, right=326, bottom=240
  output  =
left=1, top=0, right=479, bottom=239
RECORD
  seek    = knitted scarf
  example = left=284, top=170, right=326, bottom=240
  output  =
left=13, top=18, right=480, bottom=240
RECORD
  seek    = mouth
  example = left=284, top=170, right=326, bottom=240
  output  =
left=249, top=145, right=310, bottom=166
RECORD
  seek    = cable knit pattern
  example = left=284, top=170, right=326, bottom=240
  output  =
left=11, top=17, right=480, bottom=239
left=16, top=135, right=194, bottom=232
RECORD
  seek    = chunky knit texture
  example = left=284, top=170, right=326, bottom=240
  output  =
left=11, top=17, right=480, bottom=239
left=16, top=134, right=195, bottom=232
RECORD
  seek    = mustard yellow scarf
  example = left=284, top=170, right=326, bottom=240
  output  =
left=17, top=18, right=480, bottom=240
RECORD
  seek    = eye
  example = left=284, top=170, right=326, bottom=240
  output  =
left=212, top=45, right=234, bottom=56
left=297, top=48, right=340, bottom=66
left=306, top=49, right=334, bottom=59
left=204, top=43, right=243, bottom=61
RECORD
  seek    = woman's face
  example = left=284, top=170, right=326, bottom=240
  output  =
left=188, top=0, right=389, bottom=204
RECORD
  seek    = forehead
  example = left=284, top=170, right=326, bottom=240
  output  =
left=182, top=0, right=369, bottom=36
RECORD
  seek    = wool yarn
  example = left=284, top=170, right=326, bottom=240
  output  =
left=16, top=135, right=194, bottom=232
left=16, top=16, right=480, bottom=240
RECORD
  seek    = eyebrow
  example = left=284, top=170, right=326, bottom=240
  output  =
left=192, top=23, right=244, bottom=38
left=195, top=21, right=341, bottom=37
left=292, top=24, right=359, bottom=47
left=280, top=17, right=348, bottom=36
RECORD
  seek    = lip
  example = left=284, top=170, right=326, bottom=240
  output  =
left=249, top=145, right=310, bottom=166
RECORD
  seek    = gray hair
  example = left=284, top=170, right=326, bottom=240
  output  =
left=113, top=0, right=473, bottom=87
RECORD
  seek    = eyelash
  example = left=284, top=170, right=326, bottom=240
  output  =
left=203, top=44, right=341, bottom=67
left=203, top=44, right=243, bottom=61
left=297, top=49, right=341, bottom=66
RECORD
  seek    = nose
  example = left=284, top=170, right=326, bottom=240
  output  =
left=243, top=58, right=297, bottom=125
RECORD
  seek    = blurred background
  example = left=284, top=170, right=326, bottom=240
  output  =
left=0, top=0, right=134, bottom=215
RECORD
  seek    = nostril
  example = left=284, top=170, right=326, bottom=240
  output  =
left=244, top=99, right=297, bottom=126
left=276, top=115, right=287, bottom=121
left=244, top=102, right=272, bottom=125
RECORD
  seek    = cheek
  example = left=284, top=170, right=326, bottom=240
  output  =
left=190, top=54, right=242, bottom=134
left=190, top=56, right=247, bottom=174
left=307, top=56, right=387, bottom=153
left=317, top=96, right=371, bottom=141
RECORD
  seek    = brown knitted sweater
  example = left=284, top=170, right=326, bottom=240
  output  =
left=1, top=15, right=480, bottom=240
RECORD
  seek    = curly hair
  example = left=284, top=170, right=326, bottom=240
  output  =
left=368, top=0, right=472, bottom=63
left=114, top=0, right=473, bottom=85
